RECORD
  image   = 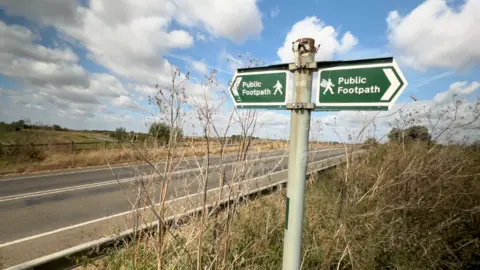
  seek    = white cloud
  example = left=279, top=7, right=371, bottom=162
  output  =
left=190, top=60, right=209, bottom=75
left=89, top=73, right=129, bottom=97
left=0, top=58, right=89, bottom=87
left=0, top=0, right=261, bottom=133
left=433, top=81, right=479, bottom=104
left=0, top=20, right=130, bottom=109
left=0, top=0, right=81, bottom=26
left=166, top=30, right=195, bottom=48
left=174, top=0, right=263, bottom=43
left=0, top=0, right=263, bottom=91
left=0, top=21, right=88, bottom=87
left=387, top=0, right=480, bottom=70
left=112, top=95, right=145, bottom=111
left=277, top=16, right=358, bottom=63
left=57, top=11, right=192, bottom=85
left=270, top=6, right=280, bottom=19
left=133, top=84, right=158, bottom=97
left=0, top=21, right=77, bottom=63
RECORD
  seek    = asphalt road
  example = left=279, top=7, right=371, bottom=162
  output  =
left=0, top=148, right=344, bottom=245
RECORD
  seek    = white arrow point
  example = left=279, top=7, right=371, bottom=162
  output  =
left=381, top=68, right=400, bottom=101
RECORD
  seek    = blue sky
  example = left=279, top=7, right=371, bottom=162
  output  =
left=0, top=0, right=478, bottom=142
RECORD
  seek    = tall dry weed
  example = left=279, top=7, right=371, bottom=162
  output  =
left=91, top=143, right=480, bottom=270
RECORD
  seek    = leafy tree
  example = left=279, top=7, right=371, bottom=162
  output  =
left=364, top=137, right=377, bottom=145
left=110, top=127, right=127, bottom=141
left=149, top=122, right=183, bottom=143
left=387, top=128, right=403, bottom=142
left=11, top=119, right=26, bottom=131
left=406, top=125, right=431, bottom=142
left=52, top=125, right=63, bottom=131
left=229, top=134, right=258, bottom=143
left=388, top=125, right=431, bottom=143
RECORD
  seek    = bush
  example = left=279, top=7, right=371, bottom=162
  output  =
left=388, top=125, right=431, bottom=143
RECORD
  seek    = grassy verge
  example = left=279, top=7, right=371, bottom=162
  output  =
left=77, top=143, right=480, bottom=269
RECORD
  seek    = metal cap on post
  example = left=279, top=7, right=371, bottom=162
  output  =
left=282, top=38, right=316, bottom=270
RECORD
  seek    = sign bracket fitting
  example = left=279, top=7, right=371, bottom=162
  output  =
left=286, top=103, right=315, bottom=110
left=288, top=62, right=317, bottom=72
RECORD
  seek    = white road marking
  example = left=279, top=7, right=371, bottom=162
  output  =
left=0, top=190, right=203, bottom=248
left=0, top=149, right=336, bottom=202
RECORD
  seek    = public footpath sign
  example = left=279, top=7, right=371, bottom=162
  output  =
left=229, top=70, right=289, bottom=109
left=316, top=60, right=407, bottom=110
left=227, top=49, right=408, bottom=270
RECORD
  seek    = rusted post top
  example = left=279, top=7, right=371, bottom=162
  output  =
left=295, top=37, right=315, bottom=52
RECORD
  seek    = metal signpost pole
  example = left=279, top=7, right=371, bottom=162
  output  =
left=227, top=40, right=407, bottom=270
left=282, top=38, right=316, bottom=270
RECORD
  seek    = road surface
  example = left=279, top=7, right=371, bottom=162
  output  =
left=0, top=147, right=345, bottom=267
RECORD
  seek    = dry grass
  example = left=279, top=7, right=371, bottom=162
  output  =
left=76, top=142, right=480, bottom=269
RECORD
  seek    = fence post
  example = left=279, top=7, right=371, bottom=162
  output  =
left=70, top=141, right=74, bottom=153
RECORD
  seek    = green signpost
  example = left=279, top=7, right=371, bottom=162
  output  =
left=316, top=60, right=407, bottom=110
left=229, top=70, right=289, bottom=108
left=228, top=44, right=408, bottom=270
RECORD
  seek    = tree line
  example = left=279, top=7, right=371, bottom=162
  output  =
left=0, top=119, right=69, bottom=132
left=109, top=122, right=183, bottom=143
left=365, top=125, right=479, bottom=148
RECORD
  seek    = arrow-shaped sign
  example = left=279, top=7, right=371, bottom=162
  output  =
left=316, top=59, right=407, bottom=111
left=381, top=68, right=400, bottom=101
left=229, top=70, right=289, bottom=109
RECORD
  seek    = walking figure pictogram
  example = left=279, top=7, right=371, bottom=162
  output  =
left=273, top=80, right=283, bottom=95
left=322, top=78, right=335, bottom=95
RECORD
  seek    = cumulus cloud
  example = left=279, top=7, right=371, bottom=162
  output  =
left=57, top=12, right=192, bottom=85
left=0, top=21, right=77, bottom=63
left=0, top=58, right=89, bottom=88
left=277, top=16, right=358, bottom=63
left=433, top=81, right=479, bottom=104
left=0, top=0, right=81, bottom=26
left=387, top=0, right=480, bottom=70
left=0, top=0, right=263, bottom=86
left=0, top=21, right=132, bottom=110
left=0, top=21, right=88, bottom=87
left=89, top=73, right=129, bottom=97
left=174, top=0, right=263, bottom=43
